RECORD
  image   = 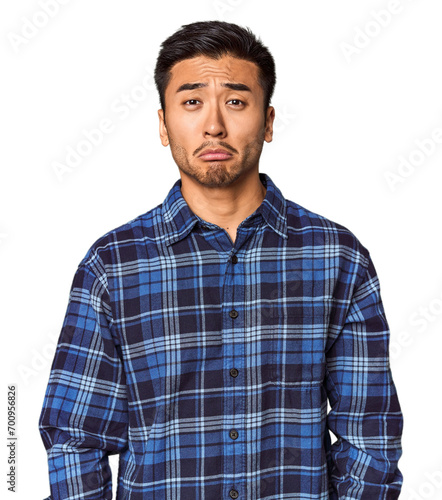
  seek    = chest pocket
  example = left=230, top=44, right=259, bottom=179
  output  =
left=262, top=305, right=326, bottom=386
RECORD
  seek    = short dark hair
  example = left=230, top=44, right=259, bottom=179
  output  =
left=154, top=20, right=276, bottom=115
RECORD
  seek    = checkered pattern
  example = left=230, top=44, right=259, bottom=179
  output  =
left=39, top=173, right=403, bottom=499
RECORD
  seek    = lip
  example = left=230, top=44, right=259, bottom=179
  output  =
left=198, top=148, right=233, bottom=161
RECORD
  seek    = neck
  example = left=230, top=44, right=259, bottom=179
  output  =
left=180, top=170, right=266, bottom=231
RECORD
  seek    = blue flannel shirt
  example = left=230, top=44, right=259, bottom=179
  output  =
left=39, top=173, right=403, bottom=499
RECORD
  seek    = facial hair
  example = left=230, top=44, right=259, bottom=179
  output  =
left=167, top=131, right=265, bottom=188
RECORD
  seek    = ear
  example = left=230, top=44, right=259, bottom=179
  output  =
left=158, top=109, right=169, bottom=146
left=264, top=106, right=275, bottom=143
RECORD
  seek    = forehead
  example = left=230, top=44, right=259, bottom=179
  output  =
left=167, top=54, right=261, bottom=92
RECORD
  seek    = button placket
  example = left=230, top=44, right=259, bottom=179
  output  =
left=224, top=249, right=244, bottom=498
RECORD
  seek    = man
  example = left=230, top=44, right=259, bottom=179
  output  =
left=39, top=20, right=403, bottom=499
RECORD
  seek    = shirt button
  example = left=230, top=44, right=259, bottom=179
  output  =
left=231, top=255, right=238, bottom=264
left=229, top=310, right=239, bottom=319
left=229, top=429, right=239, bottom=440
left=229, top=490, right=239, bottom=499
left=230, top=368, right=238, bottom=377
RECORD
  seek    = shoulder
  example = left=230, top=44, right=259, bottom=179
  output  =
left=285, top=198, right=370, bottom=266
left=77, top=203, right=164, bottom=274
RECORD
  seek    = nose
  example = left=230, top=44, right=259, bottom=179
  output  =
left=203, top=102, right=227, bottom=138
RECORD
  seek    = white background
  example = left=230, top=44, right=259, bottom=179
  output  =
left=1, top=1, right=441, bottom=498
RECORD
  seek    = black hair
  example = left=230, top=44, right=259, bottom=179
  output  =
left=154, top=20, right=276, bottom=115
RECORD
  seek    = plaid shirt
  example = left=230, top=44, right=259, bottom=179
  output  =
left=39, top=173, right=403, bottom=499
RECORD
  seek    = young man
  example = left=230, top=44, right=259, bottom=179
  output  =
left=39, top=21, right=403, bottom=499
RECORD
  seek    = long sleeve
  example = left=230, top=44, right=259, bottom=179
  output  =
left=39, top=260, right=128, bottom=500
left=325, top=252, right=403, bottom=499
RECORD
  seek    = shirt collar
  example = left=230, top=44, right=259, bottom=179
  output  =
left=161, top=172, right=288, bottom=246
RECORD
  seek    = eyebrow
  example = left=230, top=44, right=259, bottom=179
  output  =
left=176, top=82, right=252, bottom=93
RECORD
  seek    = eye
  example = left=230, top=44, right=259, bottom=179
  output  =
left=184, top=99, right=201, bottom=106
left=227, top=99, right=245, bottom=107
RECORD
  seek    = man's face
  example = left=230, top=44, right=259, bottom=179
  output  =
left=158, top=54, right=275, bottom=188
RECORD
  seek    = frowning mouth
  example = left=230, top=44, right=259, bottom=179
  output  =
left=198, top=148, right=233, bottom=161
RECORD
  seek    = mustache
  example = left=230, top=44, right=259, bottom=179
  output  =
left=194, top=141, right=238, bottom=156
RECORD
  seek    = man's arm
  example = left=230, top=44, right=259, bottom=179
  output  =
left=325, top=251, right=403, bottom=499
left=39, top=260, right=128, bottom=500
